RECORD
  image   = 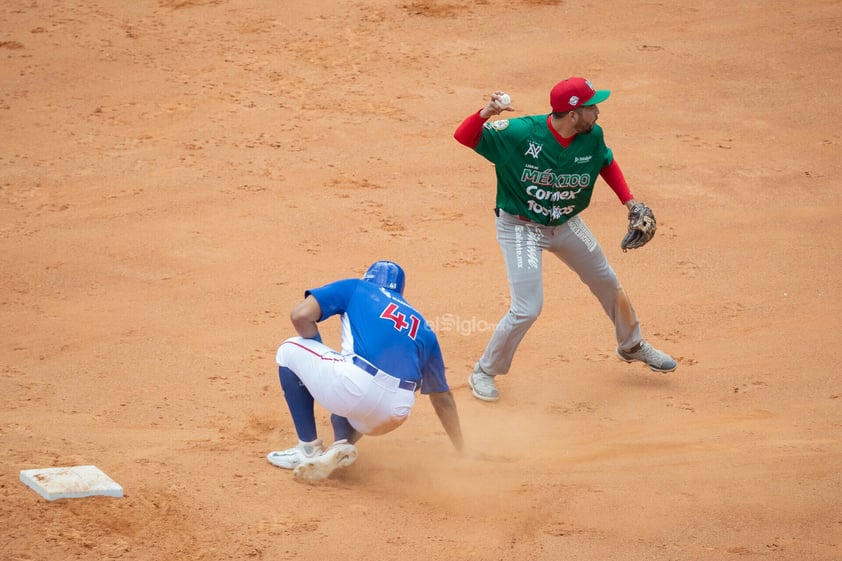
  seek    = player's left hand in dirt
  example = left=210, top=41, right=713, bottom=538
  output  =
left=621, top=202, right=657, bottom=252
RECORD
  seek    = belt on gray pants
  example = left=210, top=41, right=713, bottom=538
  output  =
left=352, top=356, right=417, bottom=392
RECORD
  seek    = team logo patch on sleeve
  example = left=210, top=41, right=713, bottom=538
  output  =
left=486, top=119, right=510, bottom=131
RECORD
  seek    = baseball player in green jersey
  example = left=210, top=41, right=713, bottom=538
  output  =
left=454, top=76, right=677, bottom=402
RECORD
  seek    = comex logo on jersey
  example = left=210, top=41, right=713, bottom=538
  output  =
left=574, top=155, right=592, bottom=164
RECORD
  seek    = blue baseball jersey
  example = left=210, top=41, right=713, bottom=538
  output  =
left=306, top=279, right=449, bottom=394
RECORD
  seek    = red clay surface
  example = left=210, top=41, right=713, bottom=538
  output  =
left=2, top=1, right=840, bottom=559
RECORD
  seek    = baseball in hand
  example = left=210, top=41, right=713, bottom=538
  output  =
left=498, top=93, right=511, bottom=105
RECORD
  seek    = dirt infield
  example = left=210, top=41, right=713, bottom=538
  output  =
left=2, top=1, right=840, bottom=559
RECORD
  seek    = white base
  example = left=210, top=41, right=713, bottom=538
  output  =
left=20, top=465, right=123, bottom=501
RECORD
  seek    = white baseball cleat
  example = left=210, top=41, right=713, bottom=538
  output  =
left=267, top=439, right=323, bottom=469
left=293, top=441, right=358, bottom=482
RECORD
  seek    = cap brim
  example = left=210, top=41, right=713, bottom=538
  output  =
left=583, top=89, right=610, bottom=106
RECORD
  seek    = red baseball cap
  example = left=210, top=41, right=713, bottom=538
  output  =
left=550, top=77, right=611, bottom=113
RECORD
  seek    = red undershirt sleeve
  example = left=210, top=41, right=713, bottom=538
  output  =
left=453, top=110, right=488, bottom=148
left=599, top=159, right=634, bottom=204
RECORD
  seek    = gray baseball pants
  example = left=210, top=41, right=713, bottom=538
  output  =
left=477, top=210, right=643, bottom=376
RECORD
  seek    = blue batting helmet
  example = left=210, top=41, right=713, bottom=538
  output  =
left=362, top=260, right=406, bottom=295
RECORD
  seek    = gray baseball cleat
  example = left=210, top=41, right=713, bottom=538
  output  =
left=616, top=341, right=677, bottom=373
left=468, top=362, right=499, bottom=401
left=293, top=441, right=358, bottom=482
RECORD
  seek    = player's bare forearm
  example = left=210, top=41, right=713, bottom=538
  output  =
left=429, top=391, right=464, bottom=454
left=290, top=295, right=322, bottom=340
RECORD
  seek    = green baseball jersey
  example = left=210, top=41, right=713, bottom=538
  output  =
left=475, top=115, right=613, bottom=226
